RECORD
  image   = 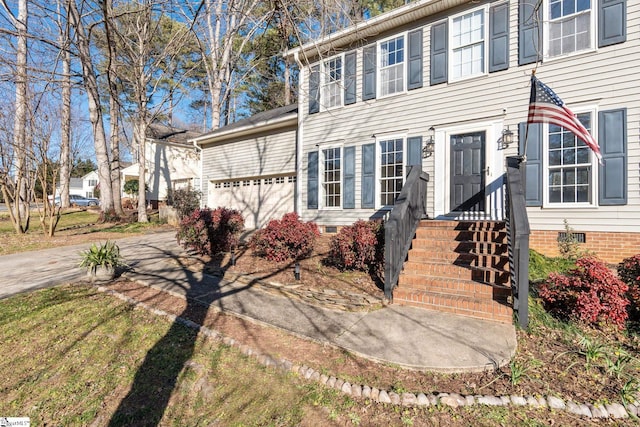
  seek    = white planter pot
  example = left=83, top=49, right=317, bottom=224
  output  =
left=87, top=266, right=116, bottom=283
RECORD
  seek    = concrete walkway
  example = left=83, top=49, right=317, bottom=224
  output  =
left=0, top=230, right=517, bottom=372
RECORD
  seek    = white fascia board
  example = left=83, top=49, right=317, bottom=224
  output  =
left=285, top=0, right=465, bottom=63
left=190, top=114, right=298, bottom=147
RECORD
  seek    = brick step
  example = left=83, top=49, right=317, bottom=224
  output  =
left=415, top=228, right=508, bottom=243
left=410, top=239, right=508, bottom=256
left=418, top=220, right=506, bottom=232
left=403, top=261, right=510, bottom=284
left=393, top=288, right=513, bottom=323
left=407, top=248, right=509, bottom=269
left=397, top=275, right=511, bottom=299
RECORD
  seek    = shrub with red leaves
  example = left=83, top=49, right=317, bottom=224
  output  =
left=327, top=219, right=384, bottom=272
left=249, top=213, right=319, bottom=262
left=538, top=256, right=629, bottom=329
left=618, top=254, right=640, bottom=320
left=176, top=207, right=244, bottom=256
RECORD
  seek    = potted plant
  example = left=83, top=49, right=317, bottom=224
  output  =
left=79, top=240, right=125, bottom=283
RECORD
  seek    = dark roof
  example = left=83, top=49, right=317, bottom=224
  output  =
left=197, top=104, right=298, bottom=140
left=146, top=123, right=200, bottom=145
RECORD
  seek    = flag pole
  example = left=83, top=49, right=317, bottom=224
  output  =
left=522, top=70, right=536, bottom=163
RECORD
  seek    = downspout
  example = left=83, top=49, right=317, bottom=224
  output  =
left=192, top=139, right=204, bottom=208
left=293, top=51, right=304, bottom=216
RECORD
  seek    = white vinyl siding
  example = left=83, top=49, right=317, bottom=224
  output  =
left=298, top=2, right=640, bottom=233
left=546, top=0, right=594, bottom=57
left=451, top=7, right=486, bottom=80
left=546, top=112, right=595, bottom=205
left=322, top=56, right=343, bottom=109
left=379, top=35, right=405, bottom=96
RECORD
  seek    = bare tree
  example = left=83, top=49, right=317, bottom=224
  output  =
left=68, top=0, right=115, bottom=214
left=57, top=0, right=72, bottom=208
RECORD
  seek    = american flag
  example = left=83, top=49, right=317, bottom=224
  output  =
left=527, top=75, right=602, bottom=162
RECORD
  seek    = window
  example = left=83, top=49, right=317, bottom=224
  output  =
left=546, top=112, right=595, bottom=204
left=379, top=139, right=404, bottom=206
left=451, top=8, right=485, bottom=79
left=253, top=179, right=261, bottom=186
left=547, top=0, right=593, bottom=57
left=322, top=148, right=341, bottom=207
left=322, top=56, right=342, bottom=109
left=264, top=178, right=273, bottom=185
left=242, top=180, right=251, bottom=187
left=223, top=182, right=231, bottom=188
left=288, top=176, right=296, bottom=183
left=232, top=181, right=240, bottom=187
left=379, top=36, right=405, bottom=96
left=88, top=179, right=97, bottom=187
left=214, top=182, right=221, bottom=189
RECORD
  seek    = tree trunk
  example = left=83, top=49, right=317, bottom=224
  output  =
left=135, top=120, right=148, bottom=223
left=59, top=3, right=71, bottom=209
left=13, top=0, right=29, bottom=233
left=68, top=0, right=114, bottom=214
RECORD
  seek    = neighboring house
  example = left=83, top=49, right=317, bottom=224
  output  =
left=282, top=0, right=637, bottom=264
left=125, top=124, right=201, bottom=208
left=82, top=171, right=99, bottom=198
left=191, top=104, right=298, bottom=229
left=55, top=172, right=97, bottom=198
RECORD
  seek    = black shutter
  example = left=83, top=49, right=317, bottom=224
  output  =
left=407, top=136, right=422, bottom=167
left=307, top=151, right=318, bottom=209
left=362, top=46, right=376, bottom=100
left=309, top=65, right=320, bottom=114
left=344, top=51, right=357, bottom=105
left=430, top=21, right=448, bottom=85
left=343, top=146, right=356, bottom=208
left=518, top=122, right=542, bottom=207
left=518, top=0, right=541, bottom=66
left=408, top=29, right=423, bottom=90
left=599, top=0, right=626, bottom=47
left=598, top=108, right=627, bottom=205
left=361, top=143, right=375, bottom=208
left=489, top=2, right=510, bottom=72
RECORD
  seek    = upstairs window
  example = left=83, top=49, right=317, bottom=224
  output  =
left=547, top=0, right=593, bottom=57
left=451, top=8, right=486, bottom=80
left=379, top=36, right=405, bottom=96
left=322, top=56, right=342, bottom=109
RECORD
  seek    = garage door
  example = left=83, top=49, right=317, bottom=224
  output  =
left=208, top=176, right=295, bottom=229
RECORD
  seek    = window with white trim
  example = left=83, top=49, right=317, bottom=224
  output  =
left=546, top=0, right=594, bottom=57
left=322, top=56, right=342, bottom=109
left=379, top=35, right=405, bottom=96
left=322, top=147, right=341, bottom=207
left=450, top=7, right=486, bottom=80
left=546, top=111, right=595, bottom=205
left=88, top=179, right=97, bottom=187
left=379, top=138, right=404, bottom=206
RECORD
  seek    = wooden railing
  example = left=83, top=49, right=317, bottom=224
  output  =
left=505, top=156, right=531, bottom=329
left=384, top=165, right=429, bottom=300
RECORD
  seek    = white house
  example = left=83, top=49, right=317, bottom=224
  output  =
left=283, top=0, right=637, bottom=264
left=191, top=104, right=298, bottom=230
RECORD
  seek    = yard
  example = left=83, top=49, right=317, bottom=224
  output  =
left=0, top=213, right=639, bottom=425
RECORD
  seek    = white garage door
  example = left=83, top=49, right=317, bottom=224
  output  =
left=208, top=176, right=295, bottom=229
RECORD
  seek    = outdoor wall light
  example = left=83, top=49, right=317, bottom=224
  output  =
left=294, top=262, right=301, bottom=280
left=501, top=126, right=514, bottom=149
left=422, top=126, right=436, bottom=158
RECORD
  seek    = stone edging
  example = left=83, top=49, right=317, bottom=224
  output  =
left=95, top=285, right=640, bottom=421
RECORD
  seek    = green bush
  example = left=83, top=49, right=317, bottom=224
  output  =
left=167, top=188, right=201, bottom=219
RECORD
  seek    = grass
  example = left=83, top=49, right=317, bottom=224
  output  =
left=0, top=285, right=349, bottom=426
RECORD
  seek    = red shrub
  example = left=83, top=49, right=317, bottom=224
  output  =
left=176, top=207, right=244, bottom=256
left=327, top=220, right=384, bottom=272
left=249, top=213, right=319, bottom=262
left=618, top=254, right=640, bottom=320
left=539, top=256, right=629, bottom=329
